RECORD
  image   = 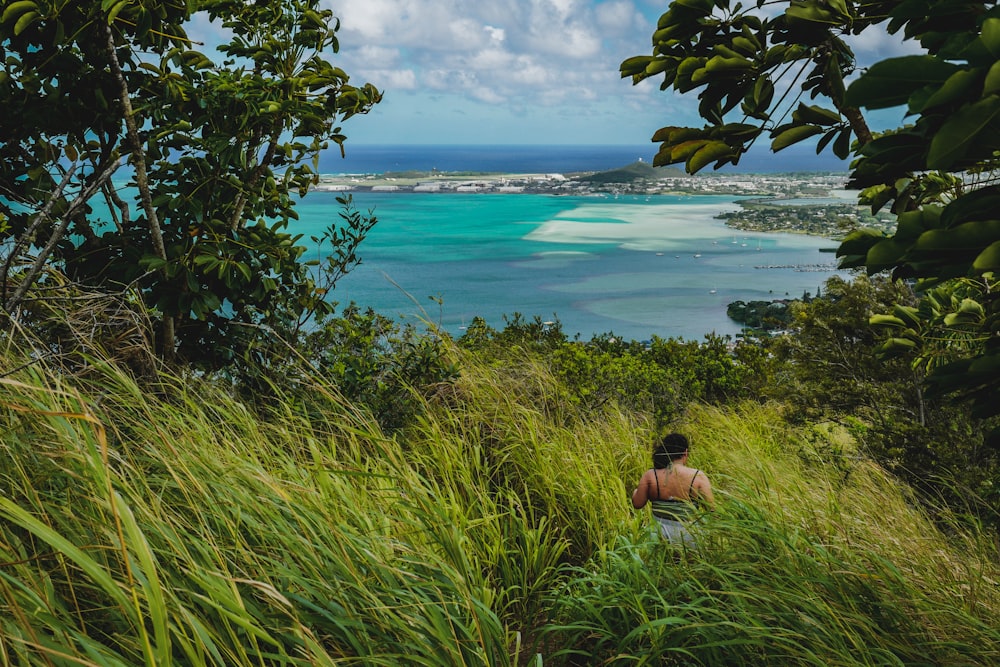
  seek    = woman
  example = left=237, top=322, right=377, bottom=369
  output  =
left=632, top=432, right=715, bottom=545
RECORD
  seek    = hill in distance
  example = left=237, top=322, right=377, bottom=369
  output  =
left=572, top=160, right=687, bottom=184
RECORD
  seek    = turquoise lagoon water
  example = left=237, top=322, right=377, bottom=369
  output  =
left=296, top=191, right=849, bottom=342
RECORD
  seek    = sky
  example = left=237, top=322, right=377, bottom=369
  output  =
left=198, top=1, right=922, bottom=147
left=325, top=0, right=922, bottom=147
left=328, top=0, right=671, bottom=145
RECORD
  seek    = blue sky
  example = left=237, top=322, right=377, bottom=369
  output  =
left=198, top=1, right=920, bottom=147
left=322, top=0, right=920, bottom=147
left=329, top=0, right=669, bottom=145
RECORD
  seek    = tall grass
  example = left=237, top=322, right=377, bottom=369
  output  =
left=0, top=343, right=997, bottom=665
left=541, top=403, right=1000, bottom=665
left=0, top=354, right=508, bottom=665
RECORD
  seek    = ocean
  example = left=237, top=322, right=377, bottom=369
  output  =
left=100, top=145, right=853, bottom=342
left=321, top=143, right=851, bottom=176
left=303, top=145, right=853, bottom=341
left=301, top=193, right=849, bottom=342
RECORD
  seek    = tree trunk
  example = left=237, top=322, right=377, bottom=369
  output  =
left=105, top=23, right=175, bottom=360
left=841, top=106, right=872, bottom=147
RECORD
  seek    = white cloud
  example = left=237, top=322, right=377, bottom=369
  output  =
left=484, top=25, right=506, bottom=43
left=186, top=1, right=933, bottom=145
left=367, top=68, right=418, bottom=90
left=595, top=0, right=637, bottom=32
left=332, top=0, right=403, bottom=40
left=329, top=0, right=651, bottom=109
left=845, top=30, right=924, bottom=63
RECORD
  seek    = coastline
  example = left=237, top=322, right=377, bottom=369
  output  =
left=313, top=168, right=848, bottom=197
left=313, top=169, right=869, bottom=241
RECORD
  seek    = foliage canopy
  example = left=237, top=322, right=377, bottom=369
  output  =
left=623, top=0, right=1000, bottom=435
left=0, top=0, right=381, bottom=364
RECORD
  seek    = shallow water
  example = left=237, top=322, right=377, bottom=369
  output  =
left=304, top=191, right=848, bottom=341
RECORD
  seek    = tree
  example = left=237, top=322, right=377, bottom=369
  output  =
left=623, top=0, right=1000, bottom=439
left=769, top=275, right=994, bottom=508
left=0, top=0, right=381, bottom=364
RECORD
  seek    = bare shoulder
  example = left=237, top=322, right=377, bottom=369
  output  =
left=632, top=468, right=657, bottom=509
left=692, top=468, right=715, bottom=507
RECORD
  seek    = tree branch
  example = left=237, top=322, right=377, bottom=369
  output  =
left=1, top=162, right=77, bottom=305
left=4, top=158, right=120, bottom=312
left=229, top=125, right=282, bottom=232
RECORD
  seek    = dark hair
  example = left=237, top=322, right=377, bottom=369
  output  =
left=653, top=432, right=689, bottom=469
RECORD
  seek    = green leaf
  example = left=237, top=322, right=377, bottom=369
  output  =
left=865, top=238, right=905, bottom=272
left=719, top=123, right=759, bottom=140
left=620, top=56, right=652, bottom=78
left=235, top=261, right=252, bottom=282
left=941, top=189, right=1000, bottom=229
left=644, top=58, right=670, bottom=76
left=845, top=56, right=959, bottom=110
left=704, top=55, right=753, bottom=72
left=957, top=297, right=985, bottom=317
left=732, top=35, right=759, bottom=56
left=763, top=45, right=787, bottom=67
left=786, top=0, right=851, bottom=25
left=113, top=491, right=171, bottom=665
left=837, top=228, right=884, bottom=258
left=972, top=240, right=1000, bottom=272
left=0, top=498, right=133, bottom=612
left=983, top=60, right=1000, bottom=96
left=1, top=0, right=36, bottom=24
left=674, top=0, right=715, bottom=13
left=928, top=97, right=1000, bottom=169
left=106, top=0, right=128, bottom=25
left=670, top=139, right=710, bottom=162
left=140, top=256, right=169, bottom=271
left=13, top=9, right=38, bottom=34
left=882, top=336, right=918, bottom=350
left=753, top=77, right=774, bottom=110
left=193, top=254, right=220, bottom=269
left=968, top=351, right=1000, bottom=376
left=869, top=314, right=910, bottom=329
left=894, top=209, right=929, bottom=242
left=824, top=56, right=846, bottom=101
left=981, top=17, right=1000, bottom=58
left=816, top=127, right=838, bottom=153
left=917, top=69, right=981, bottom=112
left=792, top=103, right=841, bottom=126
left=832, top=127, right=851, bottom=159
left=687, top=140, right=734, bottom=172
left=915, top=220, right=1000, bottom=251
left=892, top=304, right=922, bottom=330
left=770, top=124, right=823, bottom=151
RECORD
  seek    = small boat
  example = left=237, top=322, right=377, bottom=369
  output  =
left=693, top=253, right=702, bottom=258
left=709, top=288, right=717, bottom=294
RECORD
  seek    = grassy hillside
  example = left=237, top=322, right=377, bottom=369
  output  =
left=571, top=161, right=685, bottom=184
left=0, top=343, right=997, bottom=665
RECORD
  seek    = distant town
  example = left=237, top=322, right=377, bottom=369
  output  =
left=315, top=160, right=896, bottom=240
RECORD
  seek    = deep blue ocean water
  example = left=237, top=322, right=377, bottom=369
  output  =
left=321, top=143, right=850, bottom=176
